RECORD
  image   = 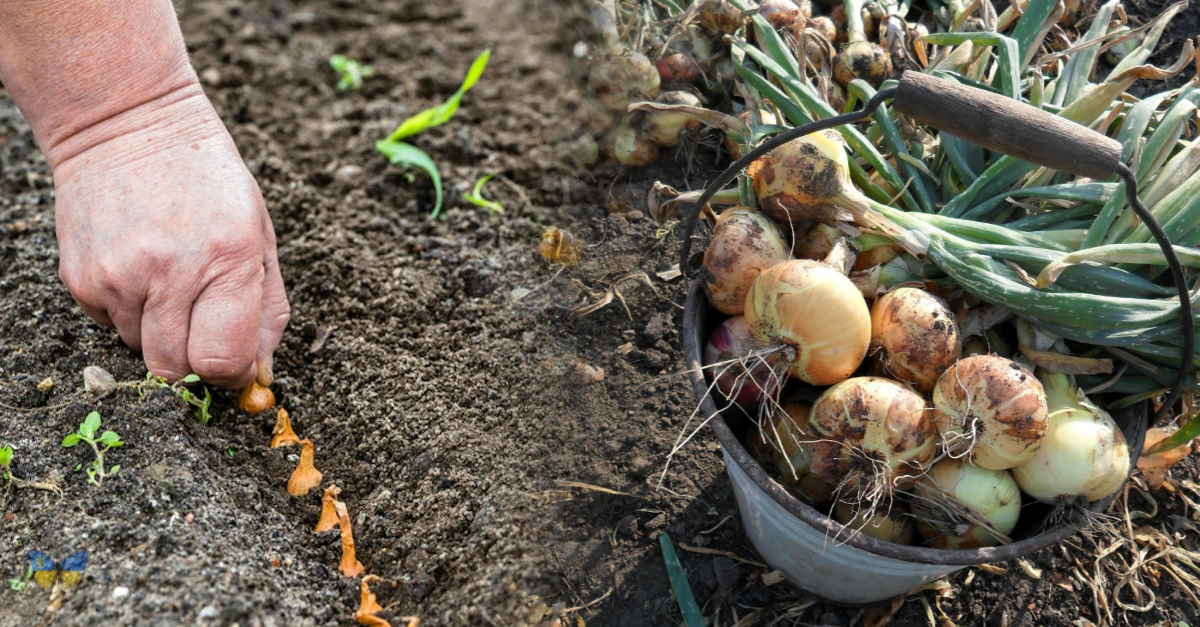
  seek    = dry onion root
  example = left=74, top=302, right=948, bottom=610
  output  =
left=703, top=315, right=785, bottom=406
left=743, top=259, right=871, bottom=385
left=833, top=498, right=914, bottom=544
left=870, top=287, right=961, bottom=392
left=932, top=355, right=1048, bottom=470
left=764, top=402, right=836, bottom=507
left=911, top=458, right=1021, bottom=549
left=702, top=208, right=791, bottom=315
left=807, top=376, right=936, bottom=496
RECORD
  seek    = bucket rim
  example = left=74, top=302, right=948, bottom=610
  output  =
left=682, top=279, right=1148, bottom=567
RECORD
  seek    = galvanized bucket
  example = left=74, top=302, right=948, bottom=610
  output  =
left=681, top=280, right=1148, bottom=604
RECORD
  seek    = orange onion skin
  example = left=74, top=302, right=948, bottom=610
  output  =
left=870, top=287, right=961, bottom=393
left=703, top=315, right=784, bottom=406
left=702, top=208, right=791, bottom=315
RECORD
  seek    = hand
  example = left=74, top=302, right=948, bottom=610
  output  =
left=52, top=89, right=290, bottom=388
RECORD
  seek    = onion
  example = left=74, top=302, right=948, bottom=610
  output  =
left=590, top=48, right=661, bottom=111
left=703, top=315, right=785, bottom=406
left=834, top=499, right=914, bottom=544
left=645, top=91, right=703, bottom=147
left=764, top=402, right=836, bottom=506
left=758, top=0, right=801, bottom=29
left=655, top=53, right=700, bottom=83
left=743, top=260, right=871, bottom=385
left=932, top=355, right=1048, bottom=470
left=807, top=376, right=937, bottom=491
left=870, top=287, right=961, bottom=392
left=805, top=15, right=837, bottom=43
left=792, top=223, right=839, bottom=259
left=912, top=458, right=1021, bottom=549
left=601, top=119, right=658, bottom=166
left=833, top=40, right=893, bottom=88
left=699, top=0, right=744, bottom=34
left=1011, top=373, right=1131, bottom=504
left=576, top=97, right=615, bottom=135
left=702, top=208, right=791, bottom=315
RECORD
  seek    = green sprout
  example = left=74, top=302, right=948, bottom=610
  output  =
left=329, top=54, right=374, bottom=91
left=376, top=49, right=490, bottom=219
left=463, top=174, right=504, bottom=214
left=0, top=444, right=11, bottom=482
left=8, top=563, right=31, bottom=591
left=62, top=411, right=123, bottom=487
left=137, top=372, right=214, bottom=424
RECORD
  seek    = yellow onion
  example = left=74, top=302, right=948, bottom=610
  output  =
left=834, top=499, right=914, bottom=544
left=851, top=234, right=899, bottom=271
left=758, top=0, right=802, bottom=29
left=645, top=91, right=703, bottom=147
left=764, top=402, right=836, bottom=506
left=1011, top=373, right=1130, bottom=504
left=702, top=208, right=791, bottom=315
left=700, top=0, right=744, bottom=34
left=870, top=287, right=961, bottom=392
left=655, top=53, right=700, bottom=83
left=702, top=315, right=785, bottom=406
left=743, top=260, right=871, bottom=385
left=833, top=41, right=893, bottom=88
left=601, top=120, right=658, bottom=166
left=590, top=48, right=661, bottom=111
left=932, top=355, right=1047, bottom=470
left=912, top=458, right=1021, bottom=549
left=808, top=376, right=936, bottom=491
left=805, top=15, right=837, bottom=43
left=792, top=223, right=838, bottom=259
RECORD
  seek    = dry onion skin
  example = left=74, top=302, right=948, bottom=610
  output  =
left=870, top=288, right=960, bottom=392
left=932, top=355, right=1048, bottom=470
left=1137, top=427, right=1192, bottom=490
left=645, top=91, right=703, bottom=147
left=758, top=0, right=802, bottom=29
left=699, top=0, right=744, bottom=34
left=702, top=315, right=784, bottom=406
left=912, top=458, right=1021, bottom=549
left=702, top=208, right=791, bottom=315
left=743, top=259, right=871, bottom=385
left=1011, top=373, right=1130, bottom=504
left=764, top=402, right=835, bottom=507
left=807, top=377, right=936, bottom=491
left=748, top=130, right=849, bottom=227
left=833, top=499, right=914, bottom=545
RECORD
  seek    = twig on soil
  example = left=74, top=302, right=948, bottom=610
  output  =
left=677, top=543, right=766, bottom=569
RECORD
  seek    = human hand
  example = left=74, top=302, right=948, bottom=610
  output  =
left=51, top=89, right=290, bottom=388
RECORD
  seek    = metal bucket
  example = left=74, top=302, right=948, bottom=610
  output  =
left=681, top=280, right=1148, bottom=604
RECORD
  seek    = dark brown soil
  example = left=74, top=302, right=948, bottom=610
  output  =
left=2, top=1, right=1200, bottom=626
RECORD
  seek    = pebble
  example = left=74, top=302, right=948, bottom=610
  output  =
left=111, top=586, right=129, bottom=599
left=334, top=164, right=364, bottom=183
left=198, top=606, right=219, bottom=620
left=199, top=68, right=221, bottom=86
left=83, top=366, right=118, bottom=397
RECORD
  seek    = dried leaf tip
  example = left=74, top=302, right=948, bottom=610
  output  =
left=354, top=575, right=389, bottom=626
left=270, top=408, right=301, bottom=448
left=238, top=381, right=276, bottom=414
left=337, top=501, right=365, bottom=578
left=287, top=439, right=323, bottom=497
left=315, top=484, right=342, bottom=533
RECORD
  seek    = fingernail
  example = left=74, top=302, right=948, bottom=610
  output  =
left=256, top=360, right=274, bottom=386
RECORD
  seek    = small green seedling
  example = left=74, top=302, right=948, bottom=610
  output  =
left=137, top=373, right=214, bottom=424
left=376, top=49, right=490, bottom=219
left=0, top=444, right=12, bottom=481
left=62, top=412, right=123, bottom=487
left=329, top=54, right=374, bottom=91
left=8, top=564, right=32, bottom=591
left=463, top=174, right=504, bottom=214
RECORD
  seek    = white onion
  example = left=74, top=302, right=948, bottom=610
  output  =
left=932, top=355, right=1048, bottom=470
left=743, top=259, right=871, bottom=385
left=601, top=120, right=658, bottom=166
left=870, top=287, right=961, bottom=393
left=912, top=458, right=1021, bottom=549
left=702, top=208, right=791, bottom=315
left=645, top=91, right=703, bottom=147
left=703, top=315, right=784, bottom=406
left=1011, top=373, right=1130, bottom=504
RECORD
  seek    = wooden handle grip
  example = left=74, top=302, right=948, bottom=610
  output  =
left=893, top=71, right=1122, bottom=180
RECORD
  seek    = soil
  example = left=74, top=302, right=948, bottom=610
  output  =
left=2, top=1, right=1200, bottom=626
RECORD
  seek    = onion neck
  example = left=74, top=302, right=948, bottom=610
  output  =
left=1040, top=372, right=1087, bottom=416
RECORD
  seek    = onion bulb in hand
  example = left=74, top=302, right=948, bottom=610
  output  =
left=932, top=355, right=1047, bottom=470
left=703, top=208, right=791, bottom=315
left=870, top=287, right=960, bottom=392
left=703, top=315, right=785, bottom=406
left=912, top=458, right=1021, bottom=549
left=743, top=259, right=870, bottom=385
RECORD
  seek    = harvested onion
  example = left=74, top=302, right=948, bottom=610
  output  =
left=702, top=208, right=791, bottom=315
left=700, top=0, right=744, bottom=33
left=1011, top=373, right=1130, bottom=504
left=765, top=402, right=835, bottom=506
left=743, top=259, right=870, bottom=385
left=645, top=91, right=703, bottom=147
left=834, top=499, right=914, bottom=544
left=590, top=48, right=661, bottom=111
left=932, top=355, right=1047, bottom=470
left=808, top=376, right=936, bottom=491
left=912, top=458, right=1021, bottom=549
left=703, top=315, right=784, bottom=406
left=870, top=287, right=961, bottom=392
left=758, top=0, right=802, bottom=29
left=655, top=53, right=700, bottom=83
left=601, top=119, right=658, bottom=166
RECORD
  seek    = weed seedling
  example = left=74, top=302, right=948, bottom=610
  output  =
left=329, top=54, right=374, bottom=90
left=8, top=563, right=32, bottom=591
left=62, top=412, right=123, bottom=487
left=0, top=444, right=12, bottom=481
left=137, top=373, right=214, bottom=424
left=463, top=174, right=504, bottom=214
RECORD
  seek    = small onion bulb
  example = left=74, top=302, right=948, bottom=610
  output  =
left=1011, top=373, right=1130, bottom=504
left=601, top=120, right=658, bottom=166
left=702, top=208, right=791, bottom=315
left=807, top=376, right=936, bottom=490
left=655, top=53, right=700, bottom=83
left=912, top=458, right=1021, bottom=549
left=758, top=0, right=802, bottom=29
left=870, top=287, right=961, bottom=393
left=743, top=260, right=871, bottom=385
left=833, top=41, right=893, bottom=88
left=932, top=355, right=1048, bottom=470
left=764, top=402, right=836, bottom=506
left=589, top=48, right=661, bottom=111
left=833, top=499, right=914, bottom=545
left=645, top=91, right=703, bottom=147
left=699, top=0, right=744, bottom=34
left=703, top=315, right=784, bottom=406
